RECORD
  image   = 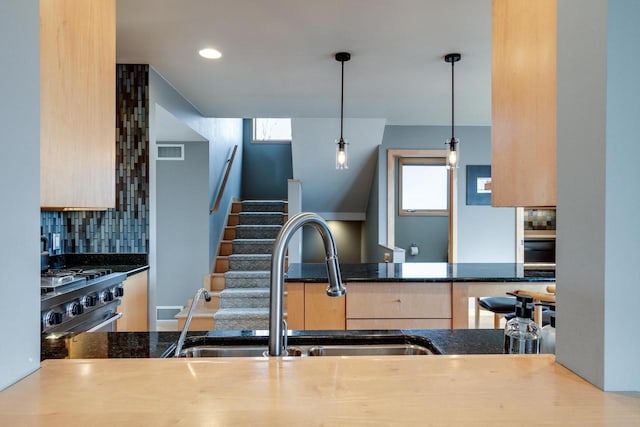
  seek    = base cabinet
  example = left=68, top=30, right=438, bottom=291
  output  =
left=346, top=282, right=452, bottom=330
left=285, top=282, right=346, bottom=330
left=116, top=271, right=148, bottom=332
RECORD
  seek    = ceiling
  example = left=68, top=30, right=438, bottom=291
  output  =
left=116, top=0, right=491, bottom=125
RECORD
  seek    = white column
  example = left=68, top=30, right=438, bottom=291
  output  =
left=557, top=0, right=640, bottom=391
left=287, top=179, right=303, bottom=264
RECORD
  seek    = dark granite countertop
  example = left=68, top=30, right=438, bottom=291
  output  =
left=286, top=262, right=555, bottom=283
left=49, top=253, right=149, bottom=276
left=41, top=329, right=505, bottom=360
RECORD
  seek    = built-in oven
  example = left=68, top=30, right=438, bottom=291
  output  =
left=41, top=269, right=126, bottom=334
left=523, top=229, right=556, bottom=278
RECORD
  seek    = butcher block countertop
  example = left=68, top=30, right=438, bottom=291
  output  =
left=1, top=355, right=639, bottom=426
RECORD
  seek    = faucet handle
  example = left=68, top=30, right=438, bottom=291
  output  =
left=325, top=256, right=346, bottom=297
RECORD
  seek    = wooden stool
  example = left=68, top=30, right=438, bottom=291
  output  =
left=476, top=297, right=516, bottom=328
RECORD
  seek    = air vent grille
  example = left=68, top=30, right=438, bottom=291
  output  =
left=157, top=144, right=184, bottom=160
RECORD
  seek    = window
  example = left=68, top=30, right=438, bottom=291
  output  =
left=252, top=118, right=292, bottom=143
left=399, top=157, right=449, bottom=216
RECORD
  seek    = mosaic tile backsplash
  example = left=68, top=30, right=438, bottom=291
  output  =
left=41, top=65, right=149, bottom=254
left=524, top=208, right=556, bottom=231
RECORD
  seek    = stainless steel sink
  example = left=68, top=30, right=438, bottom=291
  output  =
left=179, top=346, right=303, bottom=358
left=167, top=334, right=439, bottom=358
left=306, top=344, right=433, bottom=356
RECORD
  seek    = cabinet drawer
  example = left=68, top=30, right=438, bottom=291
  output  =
left=347, top=318, right=451, bottom=330
left=346, top=282, right=451, bottom=319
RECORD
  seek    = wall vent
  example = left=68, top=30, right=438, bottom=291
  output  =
left=157, top=144, right=184, bottom=160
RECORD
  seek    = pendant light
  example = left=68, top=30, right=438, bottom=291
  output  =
left=335, top=52, right=351, bottom=170
left=444, top=53, right=461, bottom=169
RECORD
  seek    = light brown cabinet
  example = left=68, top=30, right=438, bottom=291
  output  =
left=285, top=282, right=346, bottom=330
left=116, top=271, right=148, bottom=332
left=40, top=0, right=116, bottom=209
left=346, top=282, right=452, bottom=329
left=491, top=0, right=557, bottom=207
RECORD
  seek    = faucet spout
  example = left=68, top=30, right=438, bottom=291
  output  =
left=174, top=288, right=211, bottom=357
left=268, top=212, right=346, bottom=356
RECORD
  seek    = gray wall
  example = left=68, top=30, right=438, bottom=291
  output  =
left=302, top=221, right=363, bottom=263
left=241, top=119, right=292, bottom=200
left=149, top=68, right=242, bottom=325
left=156, top=142, right=210, bottom=313
left=366, top=125, right=515, bottom=263
left=0, top=0, right=40, bottom=390
left=557, top=0, right=640, bottom=391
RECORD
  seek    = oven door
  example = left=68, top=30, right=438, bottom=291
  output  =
left=86, top=312, right=123, bottom=332
left=60, top=301, right=122, bottom=333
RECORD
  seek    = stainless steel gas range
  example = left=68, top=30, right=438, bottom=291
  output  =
left=41, top=268, right=126, bottom=333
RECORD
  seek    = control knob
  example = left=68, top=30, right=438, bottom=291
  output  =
left=100, top=289, right=114, bottom=303
left=66, top=301, right=84, bottom=317
left=80, top=294, right=98, bottom=308
left=43, top=310, right=63, bottom=327
left=112, top=285, right=124, bottom=298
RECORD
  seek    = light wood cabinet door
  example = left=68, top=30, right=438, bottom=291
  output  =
left=285, top=282, right=305, bottom=330
left=304, top=283, right=346, bottom=330
left=40, top=0, right=116, bottom=209
left=116, top=271, right=148, bottom=332
left=347, top=318, right=451, bottom=330
left=491, top=0, right=557, bottom=207
left=346, top=282, right=451, bottom=319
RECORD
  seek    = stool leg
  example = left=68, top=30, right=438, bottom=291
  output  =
left=493, top=313, right=501, bottom=329
left=474, top=298, right=480, bottom=329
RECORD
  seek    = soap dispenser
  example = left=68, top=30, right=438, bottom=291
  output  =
left=540, top=314, right=556, bottom=354
left=503, top=293, right=541, bottom=354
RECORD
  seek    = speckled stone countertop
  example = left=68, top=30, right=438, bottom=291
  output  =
left=41, top=329, right=505, bottom=360
left=286, top=262, right=555, bottom=283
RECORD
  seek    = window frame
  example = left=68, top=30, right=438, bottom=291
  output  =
left=398, top=157, right=450, bottom=216
left=251, top=118, right=292, bottom=144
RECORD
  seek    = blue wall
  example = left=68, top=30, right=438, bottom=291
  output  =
left=241, top=119, right=292, bottom=200
left=365, top=125, right=516, bottom=263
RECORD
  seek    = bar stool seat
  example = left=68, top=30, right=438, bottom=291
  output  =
left=477, top=297, right=516, bottom=328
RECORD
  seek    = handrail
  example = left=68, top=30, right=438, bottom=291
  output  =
left=210, top=145, right=238, bottom=214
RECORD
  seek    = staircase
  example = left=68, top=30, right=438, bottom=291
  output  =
left=210, top=200, right=288, bottom=330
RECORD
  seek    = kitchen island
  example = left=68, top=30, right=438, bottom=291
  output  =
left=286, top=263, right=555, bottom=329
left=1, top=355, right=638, bottom=425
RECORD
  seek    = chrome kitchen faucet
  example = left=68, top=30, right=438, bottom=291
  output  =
left=174, top=288, right=211, bottom=357
left=268, top=212, right=346, bottom=356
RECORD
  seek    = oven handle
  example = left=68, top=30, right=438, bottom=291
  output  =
left=87, top=312, right=123, bottom=332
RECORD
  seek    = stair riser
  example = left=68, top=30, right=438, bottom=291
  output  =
left=219, top=297, right=270, bottom=309
left=235, top=227, right=281, bottom=239
left=229, top=258, right=271, bottom=271
left=224, top=277, right=270, bottom=288
left=232, top=241, right=274, bottom=254
left=215, top=319, right=269, bottom=331
left=239, top=213, right=285, bottom=226
left=241, top=202, right=286, bottom=212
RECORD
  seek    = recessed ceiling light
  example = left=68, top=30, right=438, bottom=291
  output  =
left=198, top=48, right=222, bottom=59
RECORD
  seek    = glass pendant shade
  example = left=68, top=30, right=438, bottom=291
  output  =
left=336, top=138, right=349, bottom=169
left=446, top=138, right=459, bottom=169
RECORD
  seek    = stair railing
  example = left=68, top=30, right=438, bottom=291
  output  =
left=210, top=145, right=238, bottom=214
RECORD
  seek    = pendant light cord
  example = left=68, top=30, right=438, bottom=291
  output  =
left=340, top=59, right=344, bottom=141
left=451, top=59, right=455, bottom=142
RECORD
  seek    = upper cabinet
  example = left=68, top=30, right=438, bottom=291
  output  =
left=491, top=0, right=557, bottom=207
left=40, top=0, right=116, bottom=209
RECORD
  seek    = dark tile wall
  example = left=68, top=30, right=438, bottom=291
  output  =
left=41, top=65, right=149, bottom=254
left=524, top=208, right=556, bottom=230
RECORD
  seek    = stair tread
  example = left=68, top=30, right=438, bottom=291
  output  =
left=224, top=271, right=270, bottom=278
left=219, top=288, right=270, bottom=296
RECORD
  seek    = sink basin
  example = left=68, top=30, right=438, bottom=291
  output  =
left=180, top=346, right=303, bottom=358
left=165, top=333, right=439, bottom=358
left=306, top=344, right=433, bottom=356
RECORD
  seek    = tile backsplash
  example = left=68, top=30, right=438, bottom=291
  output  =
left=41, top=65, right=149, bottom=254
left=524, top=208, right=556, bottom=231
